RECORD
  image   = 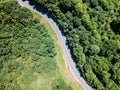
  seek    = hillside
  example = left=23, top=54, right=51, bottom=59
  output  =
left=32, top=0, right=120, bottom=89
left=0, top=1, right=83, bottom=90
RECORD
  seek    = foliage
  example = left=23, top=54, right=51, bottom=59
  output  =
left=0, top=1, right=72, bottom=90
left=51, top=78, right=73, bottom=90
left=32, top=0, right=120, bottom=89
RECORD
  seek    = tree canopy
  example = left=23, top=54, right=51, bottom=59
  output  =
left=0, top=1, right=73, bottom=90
left=32, top=0, right=120, bottom=89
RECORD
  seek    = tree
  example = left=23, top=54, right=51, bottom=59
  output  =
left=111, top=62, right=120, bottom=85
left=100, top=39, right=118, bottom=57
left=72, top=17, right=81, bottom=28
left=73, top=45, right=86, bottom=66
left=59, top=0, right=73, bottom=11
left=87, top=45, right=100, bottom=55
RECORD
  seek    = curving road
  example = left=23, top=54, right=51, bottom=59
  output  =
left=17, top=0, right=93, bottom=90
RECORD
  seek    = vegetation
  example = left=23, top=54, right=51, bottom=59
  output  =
left=32, top=0, right=120, bottom=89
left=0, top=1, right=79, bottom=90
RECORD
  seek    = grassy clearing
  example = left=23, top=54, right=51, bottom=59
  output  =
left=31, top=10, right=83, bottom=90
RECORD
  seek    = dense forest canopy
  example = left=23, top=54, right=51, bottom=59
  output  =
left=32, top=0, right=120, bottom=89
left=0, top=1, right=73, bottom=90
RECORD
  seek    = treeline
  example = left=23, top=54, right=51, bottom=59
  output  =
left=0, top=1, right=73, bottom=90
left=32, top=0, right=120, bottom=89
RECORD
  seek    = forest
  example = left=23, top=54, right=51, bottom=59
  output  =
left=0, top=1, right=74, bottom=90
left=32, top=0, right=120, bottom=90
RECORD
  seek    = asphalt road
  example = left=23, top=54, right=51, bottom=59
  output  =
left=17, top=0, right=93, bottom=90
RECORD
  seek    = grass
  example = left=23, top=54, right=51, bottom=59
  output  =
left=31, top=10, right=83, bottom=90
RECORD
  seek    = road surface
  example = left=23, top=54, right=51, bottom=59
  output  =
left=17, top=0, right=93, bottom=90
